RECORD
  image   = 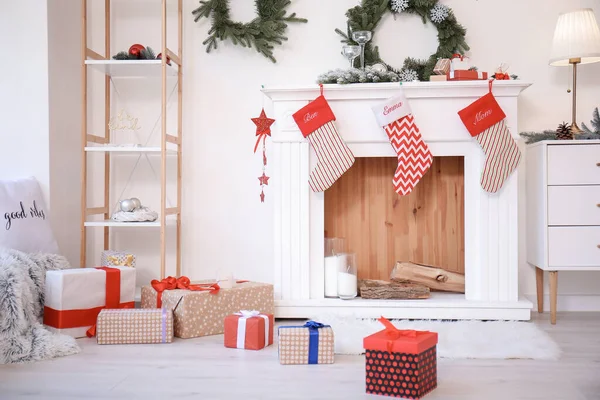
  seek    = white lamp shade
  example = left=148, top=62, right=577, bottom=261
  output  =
left=549, top=8, right=600, bottom=66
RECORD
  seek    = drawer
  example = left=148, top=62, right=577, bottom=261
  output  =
left=548, top=226, right=600, bottom=267
left=547, top=144, right=600, bottom=185
left=548, top=186, right=600, bottom=225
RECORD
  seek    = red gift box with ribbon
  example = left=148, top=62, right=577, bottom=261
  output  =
left=44, top=266, right=136, bottom=338
left=224, top=310, right=274, bottom=350
left=363, top=317, right=438, bottom=399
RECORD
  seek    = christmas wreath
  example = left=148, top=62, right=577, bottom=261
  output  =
left=335, top=0, right=469, bottom=81
left=192, top=0, right=307, bottom=63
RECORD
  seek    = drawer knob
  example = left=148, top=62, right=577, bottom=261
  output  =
left=597, top=162, right=600, bottom=167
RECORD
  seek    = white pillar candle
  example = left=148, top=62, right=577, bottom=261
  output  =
left=337, top=271, right=357, bottom=299
left=324, top=255, right=343, bottom=297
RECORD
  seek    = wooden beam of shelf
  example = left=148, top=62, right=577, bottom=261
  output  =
left=86, top=207, right=108, bottom=215
left=166, top=134, right=181, bottom=145
left=87, top=134, right=108, bottom=144
left=165, top=207, right=180, bottom=215
left=165, top=48, right=181, bottom=66
left=86, top=47, right=105, bottom=60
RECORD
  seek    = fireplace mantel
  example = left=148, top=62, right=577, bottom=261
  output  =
left=262, top=81, right=533, bottom=321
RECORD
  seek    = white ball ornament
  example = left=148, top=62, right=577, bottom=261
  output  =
left=120, top=199, right=136, bottom=212
left=371, top=63, right=388, bottom=73
left=130, top=197, right=142, bottom=210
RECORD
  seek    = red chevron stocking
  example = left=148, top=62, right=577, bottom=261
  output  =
left=458, top=80, right=521, bottom=193
left=293, top=94, right=355, bottom=192
left=372, top=94, right=433, bottom=195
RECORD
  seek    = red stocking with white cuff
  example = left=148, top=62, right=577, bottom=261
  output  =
left=371, top=93, right=433, bottom=195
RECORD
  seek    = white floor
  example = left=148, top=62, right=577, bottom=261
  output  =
left=0, top=313, right=599, bottom=400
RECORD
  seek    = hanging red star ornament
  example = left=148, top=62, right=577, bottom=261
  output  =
left=251, top=108, right=275, bottom=203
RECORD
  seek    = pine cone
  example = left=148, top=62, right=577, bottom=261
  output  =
left=556, top=122, right=573, bottom=140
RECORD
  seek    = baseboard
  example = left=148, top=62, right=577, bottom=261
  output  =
left=524, top=293, right=600, bottom=312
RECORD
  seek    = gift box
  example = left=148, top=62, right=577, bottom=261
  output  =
left=278, top=321, right=335, bottom=365
left=224, top=310, right=274, bottom=350
left=96, top=308, right=174, bottom=345
left=141, top=279, right=274, bottom=339
left=101, top=250, right=136, bottom=268
left=447, top=70, right=488, bottom=81
left=429, top=75, right=447, bottom=82
left=450, top=53, right=470, bottom=70
left=363, top=317, right=438, bottom=399
left=44, top=267, right=136, bottom=338
left=432, top=58, right=450, bottom=75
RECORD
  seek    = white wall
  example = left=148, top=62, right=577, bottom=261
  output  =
left=0, top=0, right=82, bottom=266
left=0, top=1, right=51, bottom=199
left=179, top=0, right=600, bottom=310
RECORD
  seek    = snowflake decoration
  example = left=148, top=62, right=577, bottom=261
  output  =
left=390, top=0, right=409, bottom=13
left=430, top=3, right=449, bottom=23
left=399, top=69, right=419, bottom=82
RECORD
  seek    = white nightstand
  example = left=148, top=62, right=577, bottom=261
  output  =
left=526, top=139, right=600, bottom=324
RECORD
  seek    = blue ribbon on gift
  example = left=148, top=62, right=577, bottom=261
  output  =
left=278, top=320, right=330, bottom=364
left=305, top=320, right=326, bottom=364
left=161, top=308, right=167, bottom=343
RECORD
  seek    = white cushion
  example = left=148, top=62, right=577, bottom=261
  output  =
left=0, top=177, right=59, bottom=254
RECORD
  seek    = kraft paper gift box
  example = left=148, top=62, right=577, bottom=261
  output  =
left=44, top=266, right=136, bottom=338
left=447, top=70, right=488, bottom=81
left=432, top=58, right=450, bottom=75
left=100, top=250, right=136, bottom=268
left=141, top=280, right=274, bottom=339
left=96, top=308, right=174, bottom=345
left=363, top=317, right=438, bottom=399
left=429, top=75, right=447, bottom=82
left=224, top=310, right=274, bottom=350
left=278, top=321, right=335, bottom=365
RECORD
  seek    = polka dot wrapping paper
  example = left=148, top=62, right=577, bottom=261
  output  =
left=363, top=317, right=438, bottom=399
left=278, top=322, right=335, bottom=365
left=140, top=281, right=274, bottom=339
left=96, top=308, right=173, bottom=345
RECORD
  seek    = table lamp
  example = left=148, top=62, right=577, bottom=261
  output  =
left=549, top=8, right=600, bottom=133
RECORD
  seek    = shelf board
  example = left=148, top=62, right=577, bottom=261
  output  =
left=84, top=220, right=161, bottom=227
left=85, top=60, right=178, bottom=77
left=84, top=146, right=177, bottom=153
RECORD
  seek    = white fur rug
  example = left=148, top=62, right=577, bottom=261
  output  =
left=307, top=315, right=561, bottom=360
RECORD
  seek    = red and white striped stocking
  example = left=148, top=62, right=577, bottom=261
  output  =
left=458, top=81, right=521, bottom=193
left=293, top=95, right=355, bottom=192
left=372, top=94, right=433, bottom=195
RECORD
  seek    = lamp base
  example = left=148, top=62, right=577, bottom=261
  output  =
left=570, top=122, right=583, bottom=134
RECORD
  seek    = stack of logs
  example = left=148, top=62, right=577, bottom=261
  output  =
left=358, top=262, right=465, bottom=299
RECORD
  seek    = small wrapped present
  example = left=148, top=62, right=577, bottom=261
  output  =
left=429, top=75, right=448, bottom=82
left=363, top=317, right=438, bottom=399
left=224, top=310, right=274, bottom=350
left=450, top=53, right=470, bottom=70
left=432, top=58, right=450, bottom=75
left=141, top=277, right=274, bottom=339
left=447, top=70, right=488, bottom=81
left=278, top=321, right=334, bottom=365
left=101, top=250, right=136, bottom=268
left=44, top=267, right=136, bottom=338
left=96, top=308, right=174, bottom=345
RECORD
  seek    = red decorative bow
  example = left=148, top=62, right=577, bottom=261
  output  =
left=451, top=53, right=464, bottom=61
left=151, top=276, right=220, bottom=308
left=378, top=316, right=418, bottom=353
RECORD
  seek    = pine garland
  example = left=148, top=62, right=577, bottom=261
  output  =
left=333, top=0, right=469, bottom=81
left=192, top=0, right=307, bottom=63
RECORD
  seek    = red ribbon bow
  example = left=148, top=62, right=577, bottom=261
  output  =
left=451, top=53, right=465, bottom=61
left=378, top=317, right=419, bottom=353
left=151, top=276, right=221, bottom=308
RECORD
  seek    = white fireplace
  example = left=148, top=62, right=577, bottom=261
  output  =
left=262, top=81, right=533, bottom=321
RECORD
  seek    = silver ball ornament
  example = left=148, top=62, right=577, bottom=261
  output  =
left=130, top=197, right=142, bottom=210
left=120, top=199, right=136, bottom=212
left=371, top=63, right=388, bottom=73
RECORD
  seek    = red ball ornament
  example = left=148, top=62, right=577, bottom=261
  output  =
left=157, top=53, right=171, bottom=66
left=128, top=44, right=145, bottom=58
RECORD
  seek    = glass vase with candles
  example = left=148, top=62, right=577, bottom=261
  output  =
left=337, top=253, right=357, bottom=300
left=324, top=238, right=346, bottom=298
